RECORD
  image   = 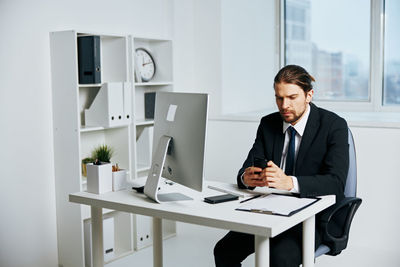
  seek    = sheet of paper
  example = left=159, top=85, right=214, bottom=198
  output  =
left=207, top=181, right=255, bottom=198
left=207, top=181, right=292, bottom=198
left=237, top=194, right=318, bottom=216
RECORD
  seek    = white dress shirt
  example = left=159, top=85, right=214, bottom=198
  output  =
left=241, top=104, right=311, bottom=193
left=281, top=104, right=311, bottom=193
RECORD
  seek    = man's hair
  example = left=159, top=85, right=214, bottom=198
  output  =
left=274, top=65, right=315, bottom=93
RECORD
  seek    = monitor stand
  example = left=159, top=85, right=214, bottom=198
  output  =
left=144, top=135, right=193, bottom=203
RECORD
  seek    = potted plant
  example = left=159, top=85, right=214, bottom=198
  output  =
left=86, top=144, right=114, bottom=194
left=81, top=157, right=93, bottom=177
left=91, top=144, right=114, bottom=163
left=112, top=163, right=127, bottom=191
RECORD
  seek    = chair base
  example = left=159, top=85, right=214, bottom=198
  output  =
left=315, top=244, right=330, bottom=258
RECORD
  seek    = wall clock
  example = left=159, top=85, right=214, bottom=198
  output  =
left=135, top=48, right=156, bottom=82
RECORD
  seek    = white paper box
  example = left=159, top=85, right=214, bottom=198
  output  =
left=87, top=162, right=112, bottom=194
left=85, top=82, right=131, bottom=127
left=103, top=217, right=115, bottom=261
left=83, top=216, right=115, bottom=266
left=84, top=220, right=92, bottom=267
left=112, top=169, right=127, bottom=191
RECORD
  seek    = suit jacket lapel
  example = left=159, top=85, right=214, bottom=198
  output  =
left=295, top=103, right=320, bottom=174
left=273, top=120, right=284, bottom=166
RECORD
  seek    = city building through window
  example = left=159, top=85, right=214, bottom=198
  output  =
left=383, top=0, right=400, bottom=105
left=284, top=0, right=370, bottom=102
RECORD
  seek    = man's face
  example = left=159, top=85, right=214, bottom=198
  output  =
left=274, top=82, right=313, bottom=125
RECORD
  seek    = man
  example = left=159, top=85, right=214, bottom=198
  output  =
left=214, top=65, right=349, bottom=267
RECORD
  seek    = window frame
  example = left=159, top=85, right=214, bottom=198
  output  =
left=279, top=0, right=400, bottom=113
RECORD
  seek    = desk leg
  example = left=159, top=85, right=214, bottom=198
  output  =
left=255, top=235, right=270, bottom=267
left=302, top=215, right=315, bottom=267
left=91, top=206, right=104, bottom=267
left=153, top=217, right=163, bottom=267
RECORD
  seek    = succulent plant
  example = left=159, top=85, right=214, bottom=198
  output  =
left=81, top=157, right=94, bottom=164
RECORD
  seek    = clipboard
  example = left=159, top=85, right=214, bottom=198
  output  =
left=235, top=193, right=320, bottom=217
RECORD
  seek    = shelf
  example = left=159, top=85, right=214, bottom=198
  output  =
left=135, top=119, right=154, bottom=126
left=79, top=83, right=102, bottom=87
left=77, top=31, right=125, bottom=39
left=135, top=82, right=173, bottom=87
left=134, top=36, right=172, bottom=42
left=80, top=126, right=105, bottom=132
left=51, top=31, right=175, bottom=267
left=80, top=124, right=129, bottom=133
left=137, top=163, right=151, bottom=173
left=104, top=250, right=134, bottom=265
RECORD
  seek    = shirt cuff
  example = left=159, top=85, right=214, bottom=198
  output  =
left=290, top=176, right=300, bottom=193
left=240, top=173, right=249, bottom=188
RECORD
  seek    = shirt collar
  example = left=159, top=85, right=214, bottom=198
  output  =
left=282, top=104, right=311, bottom=137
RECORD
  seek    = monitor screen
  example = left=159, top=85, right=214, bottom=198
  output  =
left=144, top=92, right=209, bottom=202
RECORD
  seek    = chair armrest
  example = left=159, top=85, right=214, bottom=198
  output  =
left=320, top=197, right=362, bottom=255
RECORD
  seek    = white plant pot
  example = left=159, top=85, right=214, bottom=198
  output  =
left=112, top=169, right=127, bottom=191
left=86, top=162, right=112, bottom=194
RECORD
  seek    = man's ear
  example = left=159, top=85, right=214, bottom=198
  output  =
left=306, top=89, right=314, bottom=103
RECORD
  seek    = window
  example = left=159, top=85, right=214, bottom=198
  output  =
left=216, top=0, right=400, bottom=118
left=383, top=0, right=400, bottom=105
left=284, top=0, right=371, bottom=102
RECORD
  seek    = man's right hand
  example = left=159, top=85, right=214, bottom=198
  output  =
left=243, top=167, right=268, bottom=187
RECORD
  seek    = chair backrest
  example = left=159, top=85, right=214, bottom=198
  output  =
left=315, top=128, right=359, bottom=258
left=344, top=128, right=357, bottom=198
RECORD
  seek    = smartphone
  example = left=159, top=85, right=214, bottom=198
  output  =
left=204, top=194, right=239, bottom=204
left=253, top=157, right=268, bottom=174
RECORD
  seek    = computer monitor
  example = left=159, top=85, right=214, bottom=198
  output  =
left=144, top=92, right=209, bottom=203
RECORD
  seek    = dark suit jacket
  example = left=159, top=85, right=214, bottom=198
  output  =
left=237, top=102, right=349, bottom=230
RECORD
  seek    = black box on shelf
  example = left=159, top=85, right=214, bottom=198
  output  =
left=144, top=92, right=156, bottom=119
left=78, top=36, right=101, bottom=84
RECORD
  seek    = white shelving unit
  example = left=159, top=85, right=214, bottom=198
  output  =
left=131, top=37, right=173, bottom=176
left=50, top=30, right=176, bottom=267
left=131, top=36, right=176, bottom=250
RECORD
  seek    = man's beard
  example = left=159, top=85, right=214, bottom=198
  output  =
left=280, top=108, right=306, bottom=124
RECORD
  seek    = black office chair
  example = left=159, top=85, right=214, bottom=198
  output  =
left=315, top=128, right=362, bottom=258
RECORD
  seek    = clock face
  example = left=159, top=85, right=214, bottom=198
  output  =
left=135, top=48, right=156, bottom=82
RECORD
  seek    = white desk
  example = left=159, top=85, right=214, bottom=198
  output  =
left=69, top=182, right=335, bottom=267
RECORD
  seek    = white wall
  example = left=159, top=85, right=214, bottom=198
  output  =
left=174, top=0, right=223, bottom=117
left=221, top=0, right=277, bottom=115
left=0, top=0, right=172, bottom=266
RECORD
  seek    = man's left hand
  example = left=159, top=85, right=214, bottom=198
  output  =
left=261, top=161, right=294, bottom=191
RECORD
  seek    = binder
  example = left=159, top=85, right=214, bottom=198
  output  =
left=85, top=82, right=131, bottom=127
left=123, top=82, right=132, bottom=123
left=236, top=193, right=320, bottom=217
left=78, top=36, right=101, bottom=84
left=83, top=215, right=115, bottom=266
left=108, top=83, right=124, bottom=122
left=103, top=217, right=115, bottom=261
left=144, top=92, right=156, bottom=119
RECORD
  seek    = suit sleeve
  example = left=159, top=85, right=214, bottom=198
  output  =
left=297, top=117, right=349, bottom=199
left=237, top=120, right=266, bottom=189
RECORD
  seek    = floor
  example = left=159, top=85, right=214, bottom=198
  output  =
left=108, top=222, right=400, bottom=267
left=108, top=222, right=254, bottom=267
